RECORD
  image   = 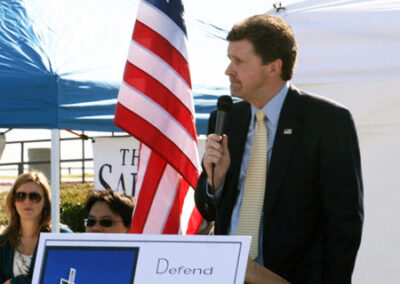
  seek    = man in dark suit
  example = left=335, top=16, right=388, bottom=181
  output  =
left=195, top=14, right=363, bottom=283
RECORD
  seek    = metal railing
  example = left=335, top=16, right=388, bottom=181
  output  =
left=0, top=130, right=130, bottom=183
left=0, top=132, right=129, bottom=183
left=0, top=136, right=92, bottom=183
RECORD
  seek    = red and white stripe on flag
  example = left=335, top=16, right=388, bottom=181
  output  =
left=114, top=0, right=202, bottom=234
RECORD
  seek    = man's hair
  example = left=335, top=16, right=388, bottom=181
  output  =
left=227, top=14, right=297, bottom=81
left=85, top=190, right=135, bottom=228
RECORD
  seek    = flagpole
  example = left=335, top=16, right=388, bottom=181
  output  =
left=51, top=129, right=60, bottom=232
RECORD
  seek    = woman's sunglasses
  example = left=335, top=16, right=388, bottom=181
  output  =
left=84, top=218, right=123, bottom=228
left=15, top=192, right=43, bottom=203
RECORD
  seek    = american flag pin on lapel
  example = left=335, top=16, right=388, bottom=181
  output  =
left=283, top=128, right=292, bottom=135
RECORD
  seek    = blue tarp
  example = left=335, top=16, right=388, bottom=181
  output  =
left=0, top=0, right=247, bottom=134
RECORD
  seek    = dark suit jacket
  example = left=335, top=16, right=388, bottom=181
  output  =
left=0, top=236, right=31, bottom=284
left=195, top=85, right=364, bottom=284
left=0, top=227, right=72, bottom=284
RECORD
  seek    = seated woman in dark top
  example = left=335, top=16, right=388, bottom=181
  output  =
left=0, top=172, right=71, bottom=284
left=84, top=190, right=135, bottom=233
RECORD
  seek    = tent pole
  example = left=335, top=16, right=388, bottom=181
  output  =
left=51, top=129, right=60, bottom=232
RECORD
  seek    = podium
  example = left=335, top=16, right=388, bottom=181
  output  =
left=245, top=258, right=290, bottom=284
left=197, top=222, right=290, bottom=283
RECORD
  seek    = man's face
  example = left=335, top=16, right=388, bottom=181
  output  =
left=225, top=39, right=269, bottom=101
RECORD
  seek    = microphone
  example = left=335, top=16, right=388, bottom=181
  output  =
left=215, top=95, right=233, bottom=135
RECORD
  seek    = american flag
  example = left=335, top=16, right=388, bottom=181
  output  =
left=114, top=0, right=202, bottom=234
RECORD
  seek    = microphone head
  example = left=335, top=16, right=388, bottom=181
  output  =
left=217, top=95, right=233, bottom=112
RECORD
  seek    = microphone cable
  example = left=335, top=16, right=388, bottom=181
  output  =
left=211, top=163, right=220, bottom=235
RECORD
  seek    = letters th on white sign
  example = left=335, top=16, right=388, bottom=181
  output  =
left=93, top=137, right=140, bottom=195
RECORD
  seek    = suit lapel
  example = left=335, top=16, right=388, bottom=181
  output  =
left=264, top=85, right=304, bottom=222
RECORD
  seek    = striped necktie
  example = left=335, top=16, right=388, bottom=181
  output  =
left=236, top=109, right=268, bottom=259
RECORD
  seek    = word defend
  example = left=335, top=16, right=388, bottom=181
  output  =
left=156, top=258, right=214, bottom=276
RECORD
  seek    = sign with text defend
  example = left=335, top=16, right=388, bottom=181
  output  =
left=32, top=233, right=250, bottom=284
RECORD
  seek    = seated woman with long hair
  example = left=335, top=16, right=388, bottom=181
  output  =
left=0, top=172, right=71, bottom=284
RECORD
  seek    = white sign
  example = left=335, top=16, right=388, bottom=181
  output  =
left=92, top=136, right=207, bottom=196
left=32, top=233, right=250, bottom=284
left=93, top=137, right=140, bottom=195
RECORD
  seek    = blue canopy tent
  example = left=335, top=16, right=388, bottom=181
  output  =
left=0, top=0, right=238, bottom=134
